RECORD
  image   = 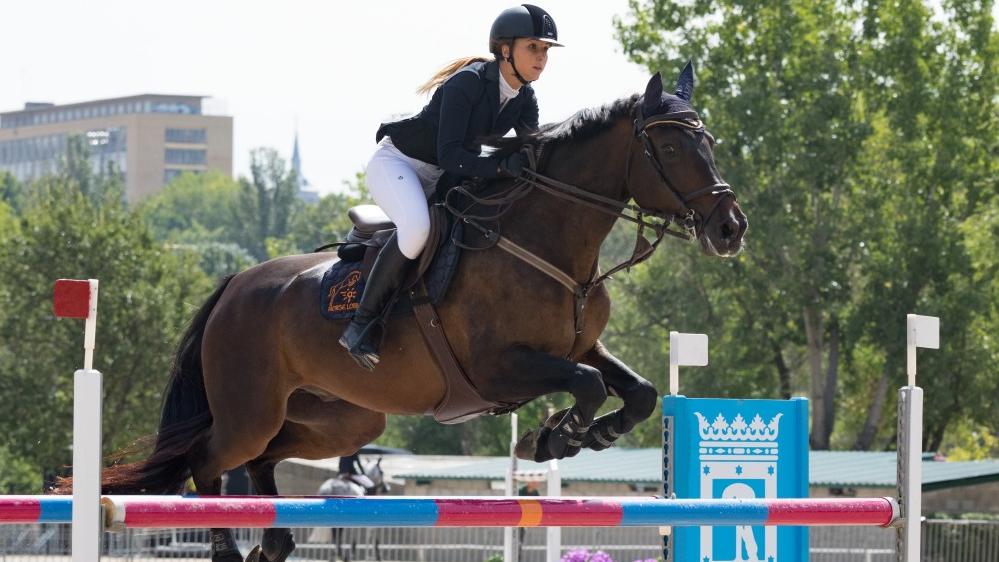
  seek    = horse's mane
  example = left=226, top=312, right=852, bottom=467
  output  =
left=486, top=94, right=642, bottom=158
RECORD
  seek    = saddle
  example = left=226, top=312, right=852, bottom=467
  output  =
left=320, top=204, right=518, bottom=424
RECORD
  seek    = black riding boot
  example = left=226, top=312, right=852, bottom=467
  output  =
left=339, top=235, right=415, bottom=371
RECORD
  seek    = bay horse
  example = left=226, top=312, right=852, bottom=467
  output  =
left=76, top=65, right=746, bottom=562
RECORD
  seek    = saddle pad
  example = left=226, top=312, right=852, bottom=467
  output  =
left=319, top=222, right=462, bottom=321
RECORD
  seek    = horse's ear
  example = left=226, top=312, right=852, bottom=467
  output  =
left=643, top=72, right=663, bottom=116
left=675, top=60, right=695, bottom=101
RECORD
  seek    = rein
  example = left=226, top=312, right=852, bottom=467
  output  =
left=443, top=108, right=734, bottom=344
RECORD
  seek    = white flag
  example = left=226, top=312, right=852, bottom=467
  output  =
left=908, top=314, right=940, bottom=349
left=670, top=332, right=709, bottom=366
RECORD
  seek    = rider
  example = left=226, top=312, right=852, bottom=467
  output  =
left=340, top=4, right=563, bottom=371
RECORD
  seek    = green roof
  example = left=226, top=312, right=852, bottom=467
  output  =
left=394, top=448, right=999, bottom=490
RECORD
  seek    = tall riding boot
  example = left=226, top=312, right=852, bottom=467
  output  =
left=339, top=235, right=415, bottom=371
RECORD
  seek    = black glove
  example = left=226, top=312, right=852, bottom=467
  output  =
left=496, top=152, right=525, bottom=178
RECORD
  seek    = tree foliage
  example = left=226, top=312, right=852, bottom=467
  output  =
left=612, top=0, right=998, bottom=451
left=0, top=152, right=212, bottom=491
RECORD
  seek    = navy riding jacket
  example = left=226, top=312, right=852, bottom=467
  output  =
left=376, top=60, right=539, bottom=197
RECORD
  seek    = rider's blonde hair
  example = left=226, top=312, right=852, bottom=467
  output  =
left=415, top=39, right=514, bottom=95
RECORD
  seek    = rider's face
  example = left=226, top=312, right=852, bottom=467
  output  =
left=503, top=38, right=550, bottom=82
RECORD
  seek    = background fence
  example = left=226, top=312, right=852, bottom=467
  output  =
left=2, top=520, right=997, bottom=561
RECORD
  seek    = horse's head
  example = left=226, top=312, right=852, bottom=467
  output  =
left=363, top=457, right=389, bottom=494
left=627, top=63, right=747, bottom=256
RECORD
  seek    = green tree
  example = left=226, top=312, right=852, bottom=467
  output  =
left=0, top=158, right=212, bottom=490
left=614, top=0, right=998, bottom=452
left=285, top=171, right=370, bottom=254
left=139, top=170, right=242, bottom=243
left=233, top=148, right=301, bottom=260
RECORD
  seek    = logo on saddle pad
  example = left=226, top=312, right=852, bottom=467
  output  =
left=327, top=270, right=363, bottom=314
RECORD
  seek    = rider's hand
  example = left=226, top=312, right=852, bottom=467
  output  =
left=496, top=152, right=525, bottom=178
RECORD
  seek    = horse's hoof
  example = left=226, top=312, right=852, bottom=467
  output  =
left=243, top=546, right=262, bottom=562
left=260, top=533, right=296, bottom=562
left=514, top=428, right=554, bottom=462
left=546, top=409, right=588, bottom=459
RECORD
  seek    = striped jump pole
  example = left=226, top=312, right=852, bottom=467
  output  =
left=0, top=496, right=73, bottom=524
left=100, top=496, right=899, bottom=530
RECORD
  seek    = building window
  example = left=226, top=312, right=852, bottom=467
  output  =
left=164, top=169, right=185, bottom=183
left=165, top=128, right=206, bottom=144
left=164, top=168, right=202, bottom=183
left=164, top=148, right=206, bottom=165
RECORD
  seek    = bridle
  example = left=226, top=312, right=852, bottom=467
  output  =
left=443, top=104, right=736, bottom=343
left=631, top=108, right=736, bottom=234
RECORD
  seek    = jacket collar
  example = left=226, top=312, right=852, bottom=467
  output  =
left=484, top=60, right=528, bottom=125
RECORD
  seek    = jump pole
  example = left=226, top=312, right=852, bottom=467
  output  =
left=99, top=495, right=899, bottom=529
left=1, top=494, right=899, bottom=528
left=53, top=279, right=103, bottom=562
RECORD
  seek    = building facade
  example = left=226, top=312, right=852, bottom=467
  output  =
left=0, top=94, right=232, bottom=200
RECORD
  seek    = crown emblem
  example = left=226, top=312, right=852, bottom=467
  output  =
left=694, top=412, right=782, bottom=442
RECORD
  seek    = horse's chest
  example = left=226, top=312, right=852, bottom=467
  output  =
left=442, top=259, right=611, bottom=360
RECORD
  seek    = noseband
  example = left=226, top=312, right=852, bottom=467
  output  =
left=631, top=109, right=736, bottom=236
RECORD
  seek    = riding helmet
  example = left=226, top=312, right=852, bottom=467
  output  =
left=490, top=4, right=563, bottom=47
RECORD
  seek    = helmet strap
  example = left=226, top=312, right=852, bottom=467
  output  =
left=505, top=52, right=531, bottom=85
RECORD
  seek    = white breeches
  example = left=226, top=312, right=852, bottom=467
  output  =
left=365, top=138, right=444, bottom=259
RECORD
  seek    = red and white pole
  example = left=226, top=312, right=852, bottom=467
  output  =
left=53, top=279, right=102, bottom=562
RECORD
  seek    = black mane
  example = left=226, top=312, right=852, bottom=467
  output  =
left=486, top=94, right=641, bottom=158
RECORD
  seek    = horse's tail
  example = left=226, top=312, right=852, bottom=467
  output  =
left=53, top=275, right=235, bottom=495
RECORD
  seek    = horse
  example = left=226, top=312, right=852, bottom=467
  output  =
left=71, top=64, right=747, bottom=562
left=314, top=455, right=388, bottom=561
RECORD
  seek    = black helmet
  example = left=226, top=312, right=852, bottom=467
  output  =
left=490, top=4, right=563, bottom=47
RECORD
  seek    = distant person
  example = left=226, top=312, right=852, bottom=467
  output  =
left=340, top=4, right=563, bottom=370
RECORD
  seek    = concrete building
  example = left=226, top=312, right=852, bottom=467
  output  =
left=0, top=94, right=232, bottom=200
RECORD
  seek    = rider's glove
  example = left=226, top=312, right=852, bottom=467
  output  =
left=496, top=152, right=525, bottom=178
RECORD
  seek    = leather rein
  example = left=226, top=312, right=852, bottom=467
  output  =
left=443, top=108, right=735, bottom=343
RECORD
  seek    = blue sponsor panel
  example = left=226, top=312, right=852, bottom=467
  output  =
left=663, top=396, right=808, bottom=562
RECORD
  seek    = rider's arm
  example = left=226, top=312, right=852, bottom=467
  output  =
left=437, top=71, right=502, bottom=178
left=515, top=88, right=539, bottom=136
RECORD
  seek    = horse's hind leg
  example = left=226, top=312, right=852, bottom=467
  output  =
left=188, top=375, right=289, bottom=561
left=245, top=393, right=387, bottom=562
left=188, top=431, right=274, bottom=562
left=579, top=341, right=658, bottom=450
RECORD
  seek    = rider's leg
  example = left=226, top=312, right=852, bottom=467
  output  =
left=339, top=146, right=430, bottom=370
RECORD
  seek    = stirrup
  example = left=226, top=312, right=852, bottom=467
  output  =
left=339, top=318, right=384, bottom=371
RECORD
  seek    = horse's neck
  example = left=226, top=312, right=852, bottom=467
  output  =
left=502, top=121, right=632, bottom=281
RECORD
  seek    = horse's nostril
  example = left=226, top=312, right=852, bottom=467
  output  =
left=720, top=220, right=735, bottom=241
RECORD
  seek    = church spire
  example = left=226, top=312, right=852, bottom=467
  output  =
left=292, top=127, right=304, bottom=192
left=291, top=126, right=319, bottom=203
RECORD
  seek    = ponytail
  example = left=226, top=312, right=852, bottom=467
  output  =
left=416, top=56, right=492, bottom=96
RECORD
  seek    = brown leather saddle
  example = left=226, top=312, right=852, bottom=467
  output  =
left=335, top=204, right=519, bottom=424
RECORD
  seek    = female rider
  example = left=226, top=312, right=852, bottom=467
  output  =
left=340, top=4, right=563, bottom=371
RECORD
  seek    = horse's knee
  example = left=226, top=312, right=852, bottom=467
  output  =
left=624, top=379, right=658, bottom=420
left=569, top=365, right=608, bottom=418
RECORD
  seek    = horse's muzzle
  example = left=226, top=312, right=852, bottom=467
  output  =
left=702, top=202, right=747, bottom=256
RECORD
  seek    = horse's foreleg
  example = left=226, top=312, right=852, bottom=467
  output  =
left=578, top=341, right=658, bottom=451
left=490, top=346, right=608, bottom=462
